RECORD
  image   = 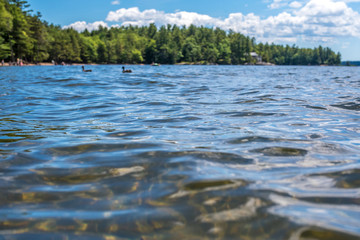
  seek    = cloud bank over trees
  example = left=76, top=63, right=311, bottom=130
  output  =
left=0, top=0, right=341, bottom=65
left=64, top=0, right=360, bottom=45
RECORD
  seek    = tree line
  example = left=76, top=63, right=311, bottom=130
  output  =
left=0, top=0, right=341, bottom=65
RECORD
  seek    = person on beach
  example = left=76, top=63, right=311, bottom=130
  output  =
left=1, top=60, right=4, bottom=66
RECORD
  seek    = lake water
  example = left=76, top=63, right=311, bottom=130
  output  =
left=0, top=65, right=359, bottom=239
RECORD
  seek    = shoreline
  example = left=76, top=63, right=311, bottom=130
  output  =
left=0, top=62, right=348, bottom=67
left=0, top=63, right=99, bottom=67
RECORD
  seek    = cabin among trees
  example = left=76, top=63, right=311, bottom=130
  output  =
left=0, top=0, right=342, bottom=66
left=250, top=52, right=262, bottom=63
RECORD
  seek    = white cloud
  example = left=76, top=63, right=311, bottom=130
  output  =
left=63, top=21, right=108, bottom=32
left=268, top=0, right=360, bottom=10
left=269, top=0, right=287, bottom=9
left=106, top=7, right=216, bottom=27
left=111, top=0, right=120, bottom=5
left=65, top=0, right=360, bottom=45
left=105, top=1, right=360, bottom=42
left=289, top=1, right=302, bottom=8
left=294, top=0, right=360, bottom=38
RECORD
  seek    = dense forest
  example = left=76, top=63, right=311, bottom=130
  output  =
left=0, top=0, right=342, bottom=65
left=342, top=61, right=360, bottom=66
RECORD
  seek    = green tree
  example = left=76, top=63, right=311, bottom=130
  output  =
left=182, top=36, right=201, bottom=62
left=9, top=0, right=33, bottom=61
left=147, top=23, right=157, bottom=39
left=312, top=48, right=321, bottom=65
left=0, top=0, right=13, bottom=60
left=217, top=39, right=231, bottom=64
left=79, top=35, right=98, bottom=63
left=96, top=40, right=108, bottom=63
left=229, top=32, right=246, bottom=64
left=0, top=2, right=344, bottom=66
left=145, top=39, right=157, bottom=64
left=28, top=12, right=49, bottom=62
left=131, top=49, right=143, bottom=63
left=203, top=43, right=219, bottom=63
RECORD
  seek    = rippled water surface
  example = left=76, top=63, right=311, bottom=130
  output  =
left=1, top=65, right=360, bottom=239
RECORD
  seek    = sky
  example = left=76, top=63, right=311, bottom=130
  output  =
left=26, top=0, right=360, bottom=61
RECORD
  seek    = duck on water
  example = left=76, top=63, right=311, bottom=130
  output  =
left=82, top=65, right=132, bottom=73
left=82, top=65, right=92, bottom=72
left=122, top=66, right=132, bottom=73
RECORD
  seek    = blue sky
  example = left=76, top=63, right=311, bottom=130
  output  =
left=27, top=0, right=360, bottom=60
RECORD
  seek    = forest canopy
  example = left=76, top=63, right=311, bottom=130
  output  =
left=0, top=0, right=342, bottom=65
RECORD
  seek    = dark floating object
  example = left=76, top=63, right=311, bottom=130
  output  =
left=331, top=102, right=360, bottom=111
left=122, top=66, right=132, bottom=73
left=184, top=180, right=240, bottom=191
left=252, top=147, right=308, bottom=157
left=82, top=65, right=92, bottom=72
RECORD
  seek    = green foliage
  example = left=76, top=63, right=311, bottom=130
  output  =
left=0, top=36, right=11, bottom=59
left=79, top=35, right=98, bottom=63
left=0, top=0, right=13, bottom=31
left=96, top=40, right=107, bottom=63
left=0, top=0, right=342, bottom=65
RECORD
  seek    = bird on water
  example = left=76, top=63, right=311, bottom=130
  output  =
left=82, top=65, right=92, bottom=72
left=122, top=66, right=132, bottom=73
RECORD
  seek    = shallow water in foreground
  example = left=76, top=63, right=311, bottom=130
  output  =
left=0, top=65, right=359, bottom=239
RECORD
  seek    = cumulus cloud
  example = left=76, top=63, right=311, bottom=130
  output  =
left=294, top=0, right=360, bottom=37
left=289, top=1, right=303, bottom=8
left=64, top=0, right=360, bottom=44
left=268, top=0, right=360, bottom=9
left=63, top=21, right=108, bottom=32
left=106, top=7, right=216, bottom=27
left=104, top=0, right=360, bottom=42
left=111, top=0, right=120, bottom=5
left=269, top=0, right=287, bottom=9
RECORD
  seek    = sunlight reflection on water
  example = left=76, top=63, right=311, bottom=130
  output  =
left=0, top=65, right=359, bottom=239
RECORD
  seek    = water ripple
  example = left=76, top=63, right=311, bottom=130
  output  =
left=0, top=65, right=359, bottom=239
